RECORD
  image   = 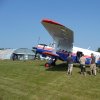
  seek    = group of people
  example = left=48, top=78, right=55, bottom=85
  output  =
left=66, top=52, right=97, bottom=76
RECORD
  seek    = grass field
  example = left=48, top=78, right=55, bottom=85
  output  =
left=0, top=60, right=100, bottom=100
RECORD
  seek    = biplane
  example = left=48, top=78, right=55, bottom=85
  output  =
left=33, top=19, right=100, bottom=68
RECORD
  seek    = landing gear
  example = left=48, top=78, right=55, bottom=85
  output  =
left=45, top=63, right=51, bottom=68
left=44, top=57, right=57, bottom=68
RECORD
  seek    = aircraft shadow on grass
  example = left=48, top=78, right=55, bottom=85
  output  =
left=45, top=63, right=81, bottom=71
left=46, top=64, right=92, bottom=76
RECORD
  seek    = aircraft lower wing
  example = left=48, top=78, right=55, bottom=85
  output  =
left=41, top=19, right=74, bottom=52
left=43, top=52, right=59, bottom=57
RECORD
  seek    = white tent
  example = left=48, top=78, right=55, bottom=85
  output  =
left=0, top=48, right=35, bottom=60
left=0, top=49, right=15, bottom=60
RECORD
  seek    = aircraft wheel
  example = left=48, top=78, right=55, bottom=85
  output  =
left=45, top=63, right=50, bottom=68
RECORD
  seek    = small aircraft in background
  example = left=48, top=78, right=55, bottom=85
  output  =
left=33, top=19, right=100, bottom=68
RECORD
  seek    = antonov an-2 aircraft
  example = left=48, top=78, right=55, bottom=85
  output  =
left=33, top=19, right=100, bottom=68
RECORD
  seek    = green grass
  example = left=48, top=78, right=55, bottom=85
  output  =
left=0, top=60, right=100, bottom=100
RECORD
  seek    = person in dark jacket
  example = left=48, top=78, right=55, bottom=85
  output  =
left=67, top=52, right=73, bottom=75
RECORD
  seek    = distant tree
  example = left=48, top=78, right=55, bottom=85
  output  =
left=0, top=48, right=4, bottom=50
left=97, top=48, right=100, bottom=52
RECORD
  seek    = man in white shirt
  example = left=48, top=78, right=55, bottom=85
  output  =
left=79, top=54, right=86, bottom=76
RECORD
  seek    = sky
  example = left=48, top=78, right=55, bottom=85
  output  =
left=0, top=0, right=100, bottom=51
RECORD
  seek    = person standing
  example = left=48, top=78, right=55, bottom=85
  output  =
left=79, top=54, right=86, bottom=76
left=90, top=53, right=96, bottom=76
left=67, top=52, right=73, bottom=75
